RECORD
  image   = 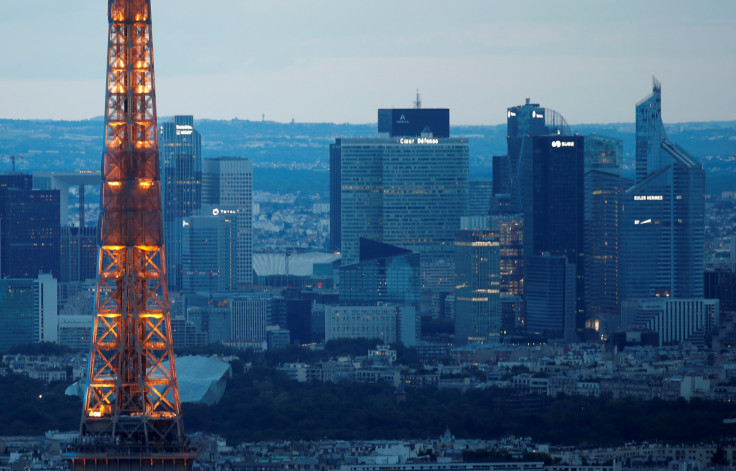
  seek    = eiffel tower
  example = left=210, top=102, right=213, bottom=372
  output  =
left=66, top=1, right=196, bottom=470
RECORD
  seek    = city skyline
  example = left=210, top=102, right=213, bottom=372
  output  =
left=1, top=1, right=734, bottom=124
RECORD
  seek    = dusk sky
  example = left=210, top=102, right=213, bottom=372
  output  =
left=1, top=1, right=734, bottom=125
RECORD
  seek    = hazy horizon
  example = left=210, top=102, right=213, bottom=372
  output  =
left=1, top=1, right=734, bottom=125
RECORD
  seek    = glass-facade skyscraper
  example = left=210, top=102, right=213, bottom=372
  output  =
left=584, top=135, right=631, bottom=335
left=332, top=108, right=469, bottom=291
left=203, top=157, right=253, bottom=286
left=454, top=217, right=501, bottom=344
left=0, top=175, right=60, bottom=279
left=620, top=79, right=705, bottom=300
left=160, top=115, right=202, bottom=290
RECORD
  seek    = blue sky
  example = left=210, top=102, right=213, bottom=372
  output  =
left=0, top=1, right=734, bottom=124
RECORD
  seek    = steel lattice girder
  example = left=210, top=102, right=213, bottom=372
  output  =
left=81, top=0, right=184, bottom=447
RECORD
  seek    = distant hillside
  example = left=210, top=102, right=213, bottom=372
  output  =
left=1, top=118, right=734, bottom=194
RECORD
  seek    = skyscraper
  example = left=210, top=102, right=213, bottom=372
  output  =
left=620, top=78, right=705, bottom=300
left=0, top=175, right=60, bottom=279
left=160, top=115, right=202, bottom=291
left=59, top=226, right=97, bottom=283
left=584, top=134, right=631, bottom=335
left=0, top=274, right=57, bottom=352
left=202, top=157, right=253, bottom=286
left=454, top=217, right=501, bottom=344
left=525, top=253, right=576, bottom=342
left=339, top=238, right=420, bottom=307
left=332, top=107, right=469, bottom=291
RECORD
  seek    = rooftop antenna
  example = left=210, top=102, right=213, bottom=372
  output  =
left=414, top=89, right=422, bottom=109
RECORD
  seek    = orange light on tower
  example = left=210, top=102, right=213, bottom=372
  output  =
left=66, top=3, right=195, bottom=469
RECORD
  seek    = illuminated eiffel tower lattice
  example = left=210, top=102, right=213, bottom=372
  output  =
left=66, top=1, right=196, bottom=470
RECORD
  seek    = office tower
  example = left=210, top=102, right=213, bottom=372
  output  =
left=467, top=180, right=493, bottom=216
left=525, top=253, right=576, bottom=341
left=188, top=305, right=231, bottom=344
left=454, top=217, right=501, bottom=344
left=69, top=3, right=193, bottom=468
left=621, top=298, right=719, bottom=346
left=500, top=98, right=570, bottom=215
left=202, top=157, right=253, bottom=286
left=57, top=315, right=94, bottom=351
left=0, top=274, right=57, bottom=352
left=621, top=78, right=705, bottom=300
left=33, top=171, right=100, bottom=227
left=705, top=269, right=736, bottom=313
left=339, top=238, right=420, bottom=306
left=160, top=115, right=202, bottom=291
left=181, top=213, right=237, bottom=293
left=230, top=293, right=270, bottom=344
left=584, top=134, right=631, bottom=335
left=0, top=175, right=60, bottom=279
left=324, top=304, right=417, bottom=346
left=332, top=107, right=468, bottom=291
left=329, top=143, right=342, bottom=252
left=59, top=226, right=97, bottom=283
left=522, top=135, right=585, bottom=329
left=491, top=215, right=524, bottom=297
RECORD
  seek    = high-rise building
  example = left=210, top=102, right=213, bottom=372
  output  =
left=525, top=253, right=576, bottom=342
left=620, top=79, right=705, bottom=300
left=339, top=238, right=420, bottom=307
left=230, top=293, right=271, bottom=343
left=59, top=226, right=97, bottom=283
left=520, top=134, right=585, bottom=331
left=202, top=157, right=253, bottom=286
left=332, top=107, right=468, bottom=291
left=584, top=134, right=631, bottom=335
left=0, top=175, right=60, bottom=279
left=467, top=180, right=493, bottom=216
left=621, top=298, right=719, bottom=346
left=181, top=210, right=238, bottom=293
left=160, top=115, right=202, bottom=290
left=454, top=217, right=501, bottom=344
left=324, top=304, right=417, bottom=346
left=0, top=273, right=57, bottom=352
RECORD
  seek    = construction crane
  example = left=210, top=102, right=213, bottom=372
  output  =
left=1, top=154, right=25, bottom=173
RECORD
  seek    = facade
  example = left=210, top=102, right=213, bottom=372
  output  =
left=491, top=214, right=524, bottom=297
left=59, top=226, right=97, bottom=283
left=339, top=238, right=420, bottom=307
left=230, top=294, right=271, bottom=343
left=0, top=176, right=60, bottom=279
left=324, top=304, right=417, bottom=346
left=182, top=215, right=221, bottom=293
left=525, top=254, right=576, bottom=341
left=705, top=269, right=736, bottom=313
left=160, top=115, right=202, bottom=290
left=0, top=274, right=57, bottom=352
left=331, top=107, right=468, bottom=293
left=621, top=79, right=705, bottom=301
left=377, top=108, right=450, bottom=138
left=467, top=180, right=493, bottom=216
left=187, top=305, right=231, bottom=344
left=57, top=315, right=94, bottom=351
left=334, top=137, right=468, bottom=292
left=521, top=134, right=585, bottom=329
left=202, top=157, right=253, bottom=286
left=454, top=217, right=501, bottom=344
left=584, top=134, right=630, bottom=335
left=621, top=298, right=719, bottom=346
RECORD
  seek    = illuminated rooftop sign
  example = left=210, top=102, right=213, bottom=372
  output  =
left=634, top=195, right=663, bottom=201
left=176, top=124, right=193, bottom=136
left=551, top=140, right=575, bottom=148
left=399, top=138, right=440, bottom=145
